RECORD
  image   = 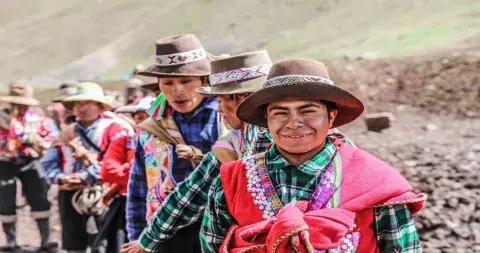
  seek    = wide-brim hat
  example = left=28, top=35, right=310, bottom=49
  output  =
left=115, top=96, right=155, bottom=113
left=0, top=82, right=40, bottom=106
left=52, top=81, right=80, bottom=102
left=196, top=50, right=272, bottom=96
left=237, top=59, right=364, bottom=128
left=62, top=82, right=112, bottom=111
left=130, top=75, right=158, bottom=93
left=138, top=34, right=211, bottom=77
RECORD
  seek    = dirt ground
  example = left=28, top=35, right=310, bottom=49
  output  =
left=1, top=53, right=479, bottom=252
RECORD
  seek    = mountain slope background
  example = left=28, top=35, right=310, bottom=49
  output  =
left=0, top=0, right=479, bottom=90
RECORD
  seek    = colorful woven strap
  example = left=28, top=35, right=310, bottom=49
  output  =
left=209, top=64, right=271, bottom=86
left=154, top=48, right=206, bottom=66
left=265, top=75, right=334, bottom=87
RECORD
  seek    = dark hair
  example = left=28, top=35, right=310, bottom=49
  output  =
left=201, top=76, right=209, bottom=85
left=323, top=100, right=337, bottom=112
left=322, top=100, right=337, bottom=121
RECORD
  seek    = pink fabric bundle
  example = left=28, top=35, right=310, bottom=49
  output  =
left=221, top=201, right=356, bottom=253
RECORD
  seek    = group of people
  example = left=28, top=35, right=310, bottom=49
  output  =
left=0, top=33, right=426, bottom=253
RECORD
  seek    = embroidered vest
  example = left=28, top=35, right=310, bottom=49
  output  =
left=220, top=143, right=426, bottom=253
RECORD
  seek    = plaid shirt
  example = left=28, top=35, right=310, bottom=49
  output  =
left=126, top=98, right=221, bottom=241
left=138, top=126, right=272, bottom=251
left=200, top=140, right=421, bottom=252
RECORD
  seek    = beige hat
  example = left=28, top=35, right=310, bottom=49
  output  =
left=0, top=82, right=40, bottom=106
left=52, top=81, right=80, bottom=102
left=62, top=82, right=112, bottom=111
left=115, top=96, right=155, bottom=113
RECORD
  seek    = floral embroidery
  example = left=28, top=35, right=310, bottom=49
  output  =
left=142, top=131, right=176, bottom=221
left=244, top=154, right=283, bottom=220
left=244, top=149, right=360, bottom=252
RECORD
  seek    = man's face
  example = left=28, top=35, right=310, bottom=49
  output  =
left=266, top=98, right=337, bottom=154
left=159, top=76, right=205, bottom=114
left=133, top=111, right=149, bottom=125
left=216, top=94, right=244, bottom=130
left=73, top=101, right=103, bottom=122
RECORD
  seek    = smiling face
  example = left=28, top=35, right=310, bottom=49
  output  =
left=266, top=98, right=337, bottom=164
left=158, top=76, right=206, bottom=114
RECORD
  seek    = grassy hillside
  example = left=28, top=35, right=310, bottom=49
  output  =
left=0, top=0, right=479, bottom=90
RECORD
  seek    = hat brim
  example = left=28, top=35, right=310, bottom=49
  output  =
left=196, top=76, right=267, bottom=97
left=52, top=95, right=69, bottom=103
left=236, top=82, right=364, bottom=128
left=0, top=96, right=40, bottom=106
left=63, top=94, right=112, bottom=111
left=141, top=83, right=159, bottom=93
left=115, top=104, right=149, bottom=113
left=137, top=58, right=211, bottom=77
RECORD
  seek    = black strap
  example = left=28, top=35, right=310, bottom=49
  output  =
left=75, top=124, right=105, bottom=157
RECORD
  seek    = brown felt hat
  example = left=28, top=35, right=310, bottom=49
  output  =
left=196, top=50, right=272, bottom=96
left=236, top=59, right=364, bottom=128
left=128, top=75, right=159, bottom=93
left=0, top=82, right=40, bottom=106
left=138, top=34, right=211, bottom=77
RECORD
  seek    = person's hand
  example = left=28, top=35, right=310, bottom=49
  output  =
left=24, top=147, right=40, bottom=158
left=120, top=241, right=149, bottom=253
left=58, top=174, right=86, bottom=191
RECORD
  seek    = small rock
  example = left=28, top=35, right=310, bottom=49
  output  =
left=422, top=124, right=439, bottom=131
left=358, top=52, right=378, bottom=60
left=404, top=160, right=418, bottom=167
left=385, top=77, right=396, bottom=84
left=472, top=144, right=480, bottom=152
left=364, top=112, right=395, bottom=132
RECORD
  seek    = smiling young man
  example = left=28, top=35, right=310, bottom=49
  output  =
left=121, top=51, right=276, bottom=253
left=125, top=34, right=224, bottom=252
left=200, top=59, right=426, bottom=252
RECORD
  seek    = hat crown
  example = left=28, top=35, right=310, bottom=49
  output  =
left=266, top=58, right=331, bottom=82
left=57, top=81, right=79, bottom=96
left=76, top=82, right=106, bottom=97
left=211, top=50, right=272, bottom=74
left=8, top=82, right=34, bottom=98
left=126, top=78, right=144, bottom=89
left=155, top=34, right=203, bottom=56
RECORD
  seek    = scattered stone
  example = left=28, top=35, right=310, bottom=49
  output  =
left=404, top=160, right=418, bottom=167
left=357, top=52, right=378, bottom=60
left=422, top=124, right=439, bottom=131
left=364, top=112, right=395, bottom=132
